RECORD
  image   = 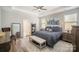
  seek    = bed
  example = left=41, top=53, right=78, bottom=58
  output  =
left=33, top=26, right=62, bottom=47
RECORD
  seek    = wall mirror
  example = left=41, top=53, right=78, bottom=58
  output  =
left=11, top=23, right=21, bottom=38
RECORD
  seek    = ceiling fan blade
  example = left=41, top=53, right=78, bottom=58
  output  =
left=33, top=6, right=40, bottom=9
left=41, top=9, right=47, bottom=10
left=32, top=9, right=38, bottom=11
left=33, top=6, right=47, bottom=11
left=39, top=6, right=44, bottom=9
left=33, top=6, right=44, bottom=9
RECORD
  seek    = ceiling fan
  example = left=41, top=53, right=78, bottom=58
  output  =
left=33, top=6, right=47, bottom=12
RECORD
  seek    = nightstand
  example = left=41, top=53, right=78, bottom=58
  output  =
left=63, top=32, right=72, bottom=43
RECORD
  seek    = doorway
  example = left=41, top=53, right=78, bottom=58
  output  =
left=23, top=20, right=31, bottom=37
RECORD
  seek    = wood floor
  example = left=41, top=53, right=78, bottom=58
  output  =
left=10, top=37, right=73, bottom=52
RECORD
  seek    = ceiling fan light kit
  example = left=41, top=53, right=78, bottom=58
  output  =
left=33, top=6, right=47, bottom=12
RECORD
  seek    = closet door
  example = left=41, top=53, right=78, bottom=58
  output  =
left=23, top=20, right=31, bottom=37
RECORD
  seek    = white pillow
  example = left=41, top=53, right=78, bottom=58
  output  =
left=48, top=28, right=52, bottom=32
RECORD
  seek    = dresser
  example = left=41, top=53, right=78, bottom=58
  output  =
left=0, top=32, right=5, bottom=37
left=0, top=32, right=10, bottom=52
left=63, top=32, right=72, bottom=43
left=72, top=26, right=79, bottom=52
left=0, top=32, right=6, bottom=43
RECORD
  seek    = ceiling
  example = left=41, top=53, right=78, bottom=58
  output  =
left=1, top=6, right=79, bottom=17
left=13, top=6, right=65, bottom=16
left=12, top=6, right=67, bottom=16
left=14, top=6, right=60, bottom=13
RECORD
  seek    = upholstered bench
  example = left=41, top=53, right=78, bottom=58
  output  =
left=29, top=36, right=46, bottom=49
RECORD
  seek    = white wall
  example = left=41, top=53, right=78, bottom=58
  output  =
left=23, top=20, right=31, bottom=37
left=1, top=8, right=40, bottom=37
left=39, top=8, right=79, bottom=31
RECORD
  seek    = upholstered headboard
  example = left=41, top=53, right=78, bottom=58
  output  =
left=45, top=25, right=62, bottom=32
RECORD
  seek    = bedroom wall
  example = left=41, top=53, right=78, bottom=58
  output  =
left=1, top=8, right=40, bottom=37
left=39, top=7, right=79, bottom=31
left=64, top=8, right=79, bottom=25
left=39, top=12, right=64, bottom=31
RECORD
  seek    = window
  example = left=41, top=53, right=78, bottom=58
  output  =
left=64, top=13, right=77, bottom=32
left=40, top=18, right=47, bottom=29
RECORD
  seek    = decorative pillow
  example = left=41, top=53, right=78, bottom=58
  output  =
left=45, top=26, right=51, bottom=31
left=45, top=25, right=62, bottom=32
left=48, top=28, right=52, bottom=32
left=46, top=28, right=49, bottom=31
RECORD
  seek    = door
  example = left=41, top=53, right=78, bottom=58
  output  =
left=23, top=20, right=31, bottom=37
